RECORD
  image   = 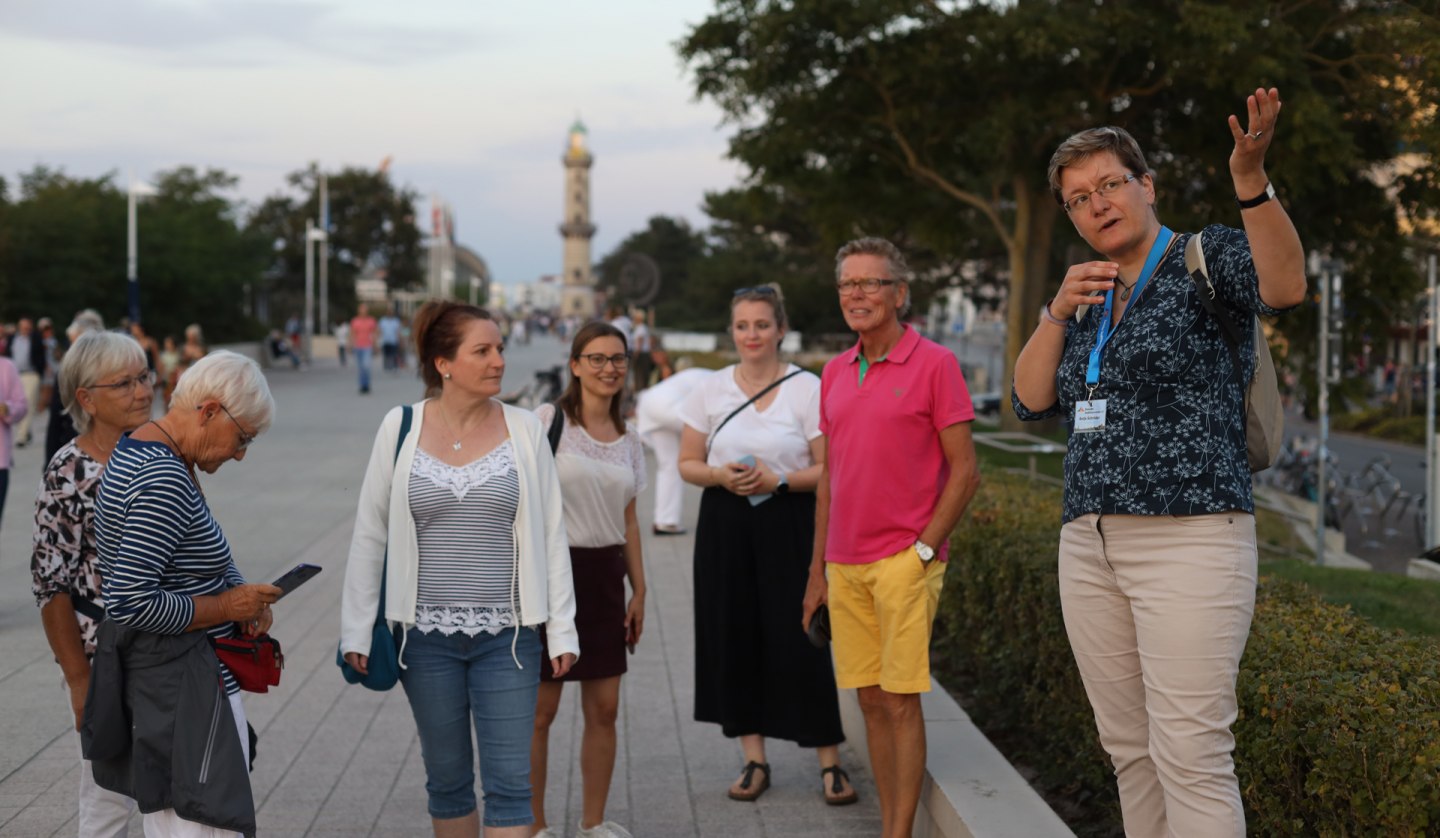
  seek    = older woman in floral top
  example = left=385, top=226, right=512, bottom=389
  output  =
left=31, top=331, right=155, bottom=837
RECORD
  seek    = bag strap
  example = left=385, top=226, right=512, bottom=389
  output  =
left=706, top=368, right=804, bottom=457
left=377, top=405, right=414, bottom=616
left=546, top=402, right=564, bottom=455
left=1186, top=231, right=1248, bottom=376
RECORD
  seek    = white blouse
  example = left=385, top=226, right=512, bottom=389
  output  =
left=677, top=364, right=821, bottom=474
left=534, top=404, right=647, bottom=548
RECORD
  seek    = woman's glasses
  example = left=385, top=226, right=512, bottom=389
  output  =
left=578, top=353, right=631, bottom=371
left=87, top=370, right=157, bottom=395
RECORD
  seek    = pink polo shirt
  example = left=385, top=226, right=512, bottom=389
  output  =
left=819, top=326, right=974, bottom=564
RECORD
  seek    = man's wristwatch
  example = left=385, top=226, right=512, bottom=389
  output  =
left=914, top=540, right=936, bottom=562
left=775, top=473, right=790, bottom=494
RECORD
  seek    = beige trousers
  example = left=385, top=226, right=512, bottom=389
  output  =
left=1059, top=512, right=1257, bottom=838
left=16, top=370, right=39, bottom=442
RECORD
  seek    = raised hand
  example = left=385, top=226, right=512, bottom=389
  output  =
left=1228, top=86, right=1282, bottom=178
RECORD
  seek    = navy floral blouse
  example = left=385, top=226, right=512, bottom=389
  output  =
left=1013, top=224, right=1292, bottom=525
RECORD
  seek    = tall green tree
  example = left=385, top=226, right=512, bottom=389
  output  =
left=595, top=216, right=710, bottom=327
left=246, top=164, right=423, bottom=331
left=681, top=0, right=1439, bottom=423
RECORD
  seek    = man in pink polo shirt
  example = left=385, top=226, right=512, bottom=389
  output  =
left=804, top=236, right=980, bottom=838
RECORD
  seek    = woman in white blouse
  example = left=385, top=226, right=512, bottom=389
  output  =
left=340, top=300, right=577, bottom=838
left=677, top=285, right=856, bottom=806
left=529, top=322, right=648, bottom=838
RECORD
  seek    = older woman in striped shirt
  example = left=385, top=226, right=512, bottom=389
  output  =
left=93, top=350, right=281, bottom=837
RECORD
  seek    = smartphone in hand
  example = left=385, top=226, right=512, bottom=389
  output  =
left=737, top=455, right=773, bottom=506
left=271, top=563, right=322, bottom=599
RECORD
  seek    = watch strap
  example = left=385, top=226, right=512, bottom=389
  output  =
left=1236, top=181, right=1275, bottom=209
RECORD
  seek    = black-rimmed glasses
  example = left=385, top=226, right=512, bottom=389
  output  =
left=1063, top=173, right=1138, bottom=213
left=578, top=353, right=631, bottom=371
left=87, top=370, right=157, bottom=394
left=219, top=403, right=257, bottom=450
left=835, top=278, right=898, bottom=294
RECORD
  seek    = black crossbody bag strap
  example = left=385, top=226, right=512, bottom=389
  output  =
left=705, top=369, right=804, bottom=458
left=1189, top=263, right=1248, bottom=376
left=546, top=402, right=564, bottom=455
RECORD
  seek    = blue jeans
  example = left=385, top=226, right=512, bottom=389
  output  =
left=354, top=347, right=372, bottom=391
left=400, top=626, right=541, bottom=826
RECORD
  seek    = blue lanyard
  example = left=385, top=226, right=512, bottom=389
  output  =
left=1085, top=227, right=1174, bottom=390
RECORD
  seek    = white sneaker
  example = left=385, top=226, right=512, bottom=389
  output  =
left=576, top=822, right=633, bottom=838
left=532, top=829, right=562, bottom=838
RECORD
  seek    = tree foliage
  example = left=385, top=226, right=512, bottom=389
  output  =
left=680, top=0, right=1440, bottom=421
left=245, top=164, right=423, bottom=331
left=0, top=166, right=267, bottom=342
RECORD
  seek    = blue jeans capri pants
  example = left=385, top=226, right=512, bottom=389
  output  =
left=400, top=625, right=542, bottom=827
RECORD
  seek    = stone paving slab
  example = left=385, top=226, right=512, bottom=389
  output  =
left=0, top=335, right=879, bottom=837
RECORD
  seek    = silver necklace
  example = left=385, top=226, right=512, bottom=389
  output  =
left=435, top=404, right=481, bottom=451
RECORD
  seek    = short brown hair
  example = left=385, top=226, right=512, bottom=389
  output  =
left=412, top=300, right=495, bottom=395
left=1047, top=126, right=1150, bottom=206
left=556, top=320, right=628, bottom=435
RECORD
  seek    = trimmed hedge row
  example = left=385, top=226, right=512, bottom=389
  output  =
left=933, top=469, right=1440, bottom=836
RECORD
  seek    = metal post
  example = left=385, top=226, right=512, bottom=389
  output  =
left=127, top=173, right=140, bottom=323
left=319, top=175, right=329, bottom=333
left=1315, top=253, right=1329, bottom=567
left=304, top=218, right=315, bottom=364
left=1430, top=253, right=1440, bottom=548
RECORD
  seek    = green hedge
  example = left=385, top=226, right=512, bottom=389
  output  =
left=934, top=469, right=1440, bottom=836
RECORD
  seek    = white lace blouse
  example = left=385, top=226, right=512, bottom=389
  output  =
left=534, top=404, right=647, bottom=548
left=408, top=443, right=520, bottom=636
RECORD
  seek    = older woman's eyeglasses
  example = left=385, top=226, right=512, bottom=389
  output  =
left=733, top=286, right=778, bottom=297
left=219, top=403, right=257, bottom=450
left=835, top=278, right=897, bottom=295
left=1063, top=173, right=1138, bottom=213
left=578, top=353, right=630, bottom=371
left=87, top=370, right=157, bottom=394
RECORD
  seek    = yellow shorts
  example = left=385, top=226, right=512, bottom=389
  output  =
left=826, top=545, right=946, bottom=693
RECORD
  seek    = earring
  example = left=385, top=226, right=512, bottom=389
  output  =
left=443, top=373, right=452, bottom=380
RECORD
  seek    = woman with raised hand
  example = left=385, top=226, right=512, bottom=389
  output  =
left=341, top=300, right=577, bottom=838
left=529, top=321, right=647, bottom=838
left=677, top=285, right=855, bottom=806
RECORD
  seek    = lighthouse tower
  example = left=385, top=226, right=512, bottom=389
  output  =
left=559, top=120, right=597, bottom=318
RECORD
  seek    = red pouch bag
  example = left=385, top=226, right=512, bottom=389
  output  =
left=212, top=635, right=284, bottom=693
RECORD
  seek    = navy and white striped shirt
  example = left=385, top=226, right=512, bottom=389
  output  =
left=95, top=437, right=245, bottom=694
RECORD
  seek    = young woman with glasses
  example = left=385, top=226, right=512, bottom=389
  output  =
left=529, top=321, right=648, bottom=838
left=676, top=284, right=856, bottom=806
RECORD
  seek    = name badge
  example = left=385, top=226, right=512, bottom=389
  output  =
left=1074, top=399, right=1107, bottom=433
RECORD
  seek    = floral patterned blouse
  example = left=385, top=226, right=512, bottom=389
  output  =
left=31, top=441, right=105, bottom=657
left=1012, top=224, right=1292, bottom=525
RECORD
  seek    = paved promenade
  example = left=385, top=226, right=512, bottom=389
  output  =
left=0, top=334, right=879, bottom=837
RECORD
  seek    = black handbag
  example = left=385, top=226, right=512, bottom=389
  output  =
left=807, top=604, right=831, bottom=649
left=336, top=404, right=413, bottom=691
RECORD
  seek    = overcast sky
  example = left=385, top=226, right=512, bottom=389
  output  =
left=0, top=0, right=742, bottom=285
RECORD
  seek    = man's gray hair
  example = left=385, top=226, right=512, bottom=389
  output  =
left=60, top=331, right=148, bottom=433
left=171, top=350, right=276, bottom=435
left=65, top=309, right=105, bottom=342
left=834, top=236, right=913, bottom=315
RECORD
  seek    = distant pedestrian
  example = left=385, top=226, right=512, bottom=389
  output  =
left=680, top=285, right=855, bottom=806
left=630, top=309, right=654, bottom=392
left=333, top=320, right=350, bottom=367
left=170, top=324, right=207, bottom=394
left=32, top=331, right=154, bottom=836
left=340, top=300, right=578, bottom=837
left=45, top=310, right=107, bottom=463
left=606, top=305, right=633, bottom=347
left=0, top=355, right=29, bottom=529
left=379, top=306, right=402, bottom=371
left=804, top=238, right=980, bottom=837
left=350, top=304, right=378, bottom=394
left=634, top=366, right=711, bottom=535
left=530, top=322, right=648, bottom=838
left=7, top=317, right=45, bottom=447
left=1012, top=89, right=1305, bottom=836
left=158, top=335, right=180, bottom=408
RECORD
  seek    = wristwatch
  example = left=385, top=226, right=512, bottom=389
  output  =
left=914, top=540, right=936, bottom=562
left=1236, top=181, right=1276, bottom=209
left=775, top=473, right=790, bottom=494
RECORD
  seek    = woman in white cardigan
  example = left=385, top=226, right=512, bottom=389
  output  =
left=341, top=301, right=577, bottom=838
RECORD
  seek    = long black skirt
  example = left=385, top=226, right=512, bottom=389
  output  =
left=692, top=487, right=844, bottom=748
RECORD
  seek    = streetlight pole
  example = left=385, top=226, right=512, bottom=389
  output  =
left=1429, top=253, right=1440, bottom=548
left=1315, top=252, right=1329, bottom=567
left=319, top=174, right=329, bottom=334
left=126, top=173, right=157, bottom=324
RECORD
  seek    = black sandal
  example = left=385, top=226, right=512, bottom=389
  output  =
left=821, top=765, right=858, bottom=806
left=728, top=761, right=771, bottom=801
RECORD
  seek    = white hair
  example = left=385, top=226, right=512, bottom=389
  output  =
left=60, top=332, right=148, bottom=433
left=65, top=309, right=106, bottom=342
left=170, top=350, right=275, bottom=434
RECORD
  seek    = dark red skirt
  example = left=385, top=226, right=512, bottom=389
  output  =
left=540, top=544, right=628, bottom=682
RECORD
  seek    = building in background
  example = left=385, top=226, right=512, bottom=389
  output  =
left=560, top=120, right=597, bottom=318
left=424, top=195, right=491, bottom=306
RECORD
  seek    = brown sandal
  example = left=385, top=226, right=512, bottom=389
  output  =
left=728, top=761, right=771, bottom=801
left=821, top=766, right=858, bottom=806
